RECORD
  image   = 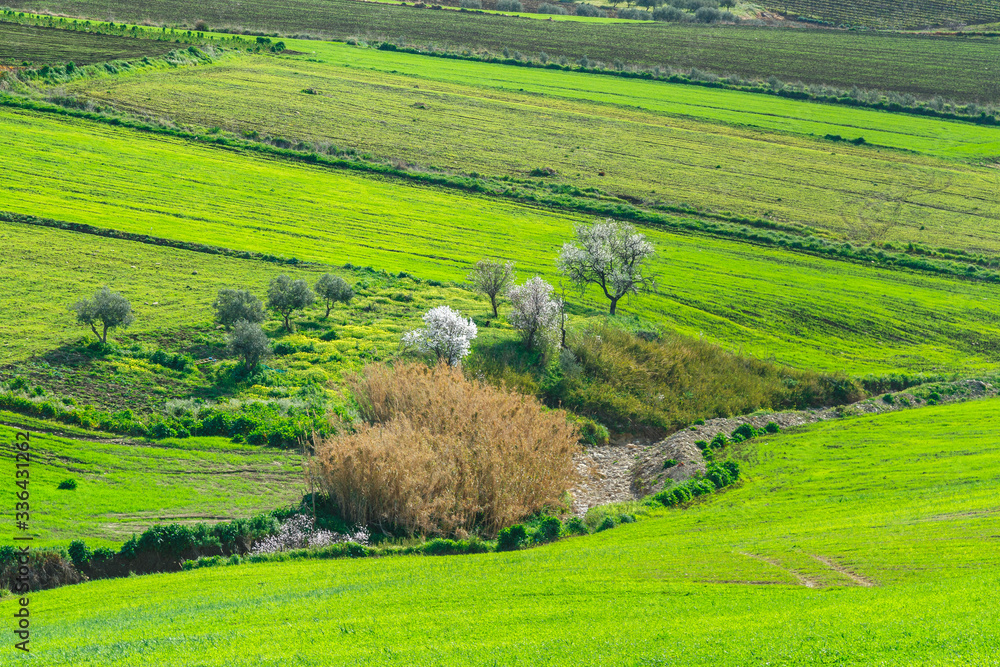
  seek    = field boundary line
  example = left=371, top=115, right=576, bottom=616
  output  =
left=810, top=554, right=877, bottom=587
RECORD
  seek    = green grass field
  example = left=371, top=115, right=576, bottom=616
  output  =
left=68, top=45, right=1000, bottom=250
left=0, top=420, right=301, bottom=548
left=4, top=110, right=1000, bottom=374
left=764, top=0, right=1000, bottom=29
left=5, top=397, right=998, bottom=665
left=9, top=0, right=1000, bottom=101
left=0, top=21, right=174, bottom=66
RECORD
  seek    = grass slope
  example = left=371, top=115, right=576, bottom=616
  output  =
left=8, top=0, right=1000, bottom=101
left=8, top=397, right=1000, bottom=664
left=0, top=421, right=301, bottom=548
left=69, top=46, right=1000, bottom=249
left=3, top=110, right=1000, bottom=373
left=0, top=22, right=174, bottom=66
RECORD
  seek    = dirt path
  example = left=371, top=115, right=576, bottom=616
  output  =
left=569, top=379, right=996, bottom=516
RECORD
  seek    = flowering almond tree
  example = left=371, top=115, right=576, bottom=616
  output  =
left=507, top=276, right=562, bottom=351
left=402, top=305, right=478, bottom=365
left=557, top=219, right=656, bottom=315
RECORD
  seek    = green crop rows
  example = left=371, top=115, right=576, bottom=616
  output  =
left=69, top=45, right=1000, bottom=252
left=5, top=0, right=1000, bottom=101
left=6, top=397, right=999, bottom=664
left=0, top=21, right=175, bottom=66
left=3, top=108, right=1000, bottom=374
left=766, top=0, right=1000, bottom=29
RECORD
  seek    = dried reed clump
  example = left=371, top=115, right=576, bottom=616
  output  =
left=311, top=362, right=579, bottom=537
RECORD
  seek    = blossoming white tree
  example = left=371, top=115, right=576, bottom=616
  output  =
left=402, top=305, right=478, bottom=365
left=507, top=276, right=562, bottom=351
left=557, top=218, right=656, bottom=315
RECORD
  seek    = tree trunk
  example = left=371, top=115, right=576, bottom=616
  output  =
left=490, top=295, right=499, bottom=318
left=609, top=298, right=619, bottom=316
left=102, top=322, right=109, bottom=344
left=325, top=302, right=332, bottom=318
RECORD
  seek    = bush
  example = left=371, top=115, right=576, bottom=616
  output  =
left=497, top=524, right=528, bottom=551
left=663, top=459, right=678, bottom=469
left=313, top=363, right=579, bottom=537
left=67, top=540, right=91, bottom=568
left=537, top=2, right=568, bottom=13
left=710, top=432, right=728, bottom=449
left=533, top=516, right=562, bottom=544
left=618, top=8, right=652, bottom=19
left=58, top=479, right=77, bottom=490
left=496, top=0, right=522, bottom=9
left=596, top=515, right=618, bottom=532
left=694, top=6, right=721, bottom=21
left=694, top=440, right=709, bottom=450
left=764, top=421, right=780, bottom=434
left=653, top=5, right=687, bottom=20
left=564, top=516, right=589, bottom=535
left=730, top=423, right=759, bottom=442
left=575, top=3, right=607, bottom=16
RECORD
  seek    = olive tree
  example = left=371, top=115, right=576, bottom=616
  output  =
left=557, top=219, right=656, bottom=315
left=228, top=319, right=272, bottom=373
left=506, top=276, right=562, bottom=351
left=467, top=258, right=516, bottom=317
left=70, top=286, right=134, bottom=344
left=315, top=274, right=354, bottom=318
left=213, top=288, right=265, bottom=329
left=402, top=305, right=478, bottom=366
left=267, top=275, right=315, bottom=330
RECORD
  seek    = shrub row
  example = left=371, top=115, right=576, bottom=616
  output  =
left=650, top=461, right=741, bottom=506
left=0, top=389, right=327, bottom=448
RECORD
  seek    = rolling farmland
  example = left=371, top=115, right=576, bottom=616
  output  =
left=6, top=0, right=1000, bottom=101
left=69, top=44, right=1000, bottom=251
left=0, top=22, right=175, bottom=66
left=3, top=109, right=1000, bottom=374
left=0, top=421, right=302, bottom=547
left=764, top=0, right=1000, bottom=29
left=8, top=398, right=1000, bottom=664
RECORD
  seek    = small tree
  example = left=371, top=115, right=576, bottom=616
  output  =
left=557, top=219, right=656, bottom=315
left=507, top=276, right=562, bottom=351
left=314, top=274, right=354, bottom=318
left=267, top=275, right=315, bottom=331
left=213, top=288, right=265, bottom=329
left=228, top=319, right=272, bottom=373
left=402, top=306, right=478, bottom=366
left=467, top=258, right=516, bottom=317
left=70, top=286, right=134, bottom=344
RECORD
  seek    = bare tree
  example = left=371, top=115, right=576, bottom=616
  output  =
left=70, top=286, right=134, bottom=344
left=467, top=259, right=516, bottom=318
left=557, top=219, right=656, bottom=315
left=840, top=174, right=952, bottom=244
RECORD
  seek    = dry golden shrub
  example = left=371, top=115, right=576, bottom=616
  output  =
left=312, top=362, right=579, bottom=537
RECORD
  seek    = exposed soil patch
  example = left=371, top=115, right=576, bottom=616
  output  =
left=569, top=379, right=997, bottom=516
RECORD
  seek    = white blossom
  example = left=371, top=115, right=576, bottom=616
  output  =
left=250, top=514, right=371, bottom=555
left=506, top=276, right=562, bottom=350
left=402, top=305, right=477, bottom=365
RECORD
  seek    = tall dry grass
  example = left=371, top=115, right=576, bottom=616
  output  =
left=311, top=362, right=579, bottom=537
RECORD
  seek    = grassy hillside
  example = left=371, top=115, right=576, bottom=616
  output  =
left=764, top=0, right=1000, bottom=29
left=7, top=397, right=999, bottom=664
left=0, top=421, right=301, bottom=548
left=68, top=45, right=1000, bottom=250
left=8, top=0, right=1000, bottom=101
left=0, top=22, right=176, bottom=66
left=4, top=114, right=1000, bottom=373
